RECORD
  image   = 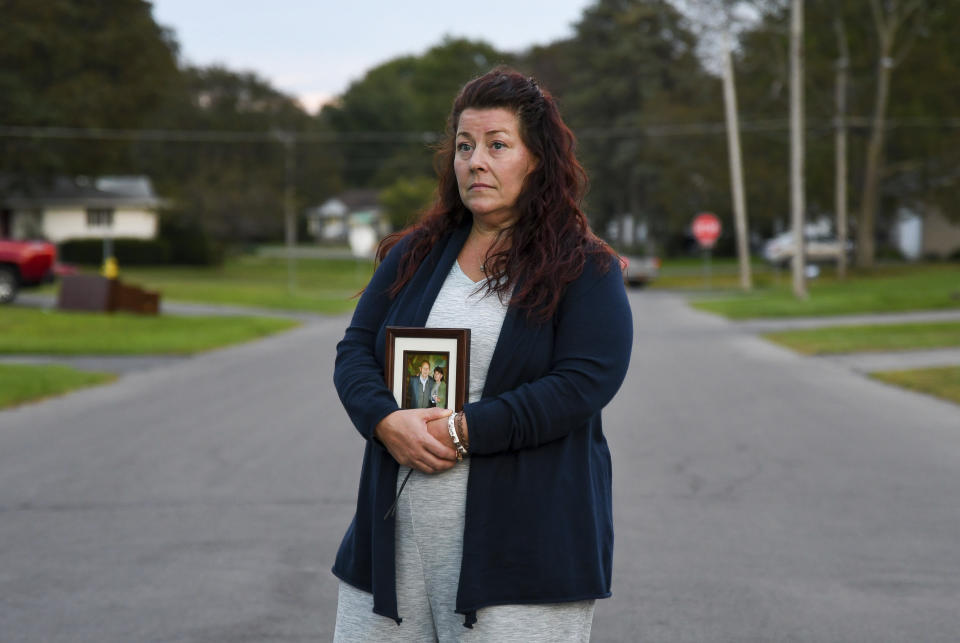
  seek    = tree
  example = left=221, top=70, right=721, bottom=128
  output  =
left=135, top=65, right=340, bottom=244
left=379, top=176, right=436, bottom=229
left=525, top=0, right=724, bottom=251
left=734, top=0, right=950, bottom=267
left=322, top=38, right=513, bottom=188
left=856, top=0, right=930, bottom=268
left=0, top=0, right=180, bottom=181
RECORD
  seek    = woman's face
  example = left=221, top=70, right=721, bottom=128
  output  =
left=433, top=371, right=443, bottom=382
left=454, top=107, right=538, bottom=228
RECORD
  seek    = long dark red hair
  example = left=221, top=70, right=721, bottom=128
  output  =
left=378, top=66, right=614, bottom=322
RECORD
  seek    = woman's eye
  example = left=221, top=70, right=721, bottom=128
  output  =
left=456, top=142, right=472, bottom=152
left=491, top=141, right=506, bottom=150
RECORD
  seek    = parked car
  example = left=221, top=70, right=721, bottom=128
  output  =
left=0, top=239, right=60, bottom=303
left=762, top=224, right=853, bottom=266
left=620, top=255, right=661, bottom=288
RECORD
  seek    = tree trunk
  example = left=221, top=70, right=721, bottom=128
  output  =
left=856, top=0, right=924, bottom=269
left=857, top=49, right=892, bottom=269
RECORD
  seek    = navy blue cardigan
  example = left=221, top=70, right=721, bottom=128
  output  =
left=332, top=222, right=633, bottom=626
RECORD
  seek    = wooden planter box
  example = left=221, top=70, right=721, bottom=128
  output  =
left=58, top=274, right=160, bottom=315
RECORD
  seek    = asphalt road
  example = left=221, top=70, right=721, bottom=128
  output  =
left=1, top=291, right=958, bottom=642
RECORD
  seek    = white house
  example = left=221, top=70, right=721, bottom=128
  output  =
left=0, top=175, right=162, bottom=243
left=305, top=189, right=390, bottom=243
left=894, top=206, right=960, bottom=260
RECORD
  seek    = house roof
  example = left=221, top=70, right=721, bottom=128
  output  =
left=307, top=188, right=381, bottom=219
left=0, top=175, right=163, bottom=209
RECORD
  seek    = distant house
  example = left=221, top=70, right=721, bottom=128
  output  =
left=0, top=175, right=162, bottom=243
left=305, top=189, right=390, bottom=243
left=894, top=206, right=960, bottom=260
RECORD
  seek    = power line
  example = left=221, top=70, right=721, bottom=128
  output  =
left=0, top=117, right=958, bottom=144
left=0, top=125, right=441, bottom=144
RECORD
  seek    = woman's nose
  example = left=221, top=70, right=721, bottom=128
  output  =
left=469, top=149, right=488, bottom=171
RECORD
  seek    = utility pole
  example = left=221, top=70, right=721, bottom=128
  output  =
left=281, top=132, right=297, bottom=294
left=833, top=13, right=849, bottom=279
left=721, top=30, right=752, bottom=292
left=790, top=0, right=807, bottom=299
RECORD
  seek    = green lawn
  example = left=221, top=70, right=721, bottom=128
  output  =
left=0, top=307, right=299, bottom=355
left=763, top=321, right=960, bottom=354
left=872, top=366, right=960, bottom=406
left=652, top=256, right=781, bottom=290
left=688, top=263, right=960, bottom=318
left=0, top=363, right=115, bottom=409
left=119, top=254, right=374, bottom=313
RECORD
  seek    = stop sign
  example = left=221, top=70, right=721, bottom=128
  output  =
left=692, top=212, right=721, bottom=248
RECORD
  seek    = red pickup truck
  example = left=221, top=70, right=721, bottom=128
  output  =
left=0, top=239, right=58, bottom=303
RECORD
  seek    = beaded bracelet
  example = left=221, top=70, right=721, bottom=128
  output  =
left=447, top=412, right=468, bottom=460
left=455, top=411, right=469, bottom=452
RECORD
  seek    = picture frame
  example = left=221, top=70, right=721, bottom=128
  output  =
left=385, top=327, right=470, bottom=412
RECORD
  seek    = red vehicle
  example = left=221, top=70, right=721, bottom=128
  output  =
left=0, top=239, right=58, bottom=303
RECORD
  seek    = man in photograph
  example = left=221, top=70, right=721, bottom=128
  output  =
left=407, top=360, right=433, bottom=408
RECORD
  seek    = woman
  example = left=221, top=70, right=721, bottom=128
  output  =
left=429, top=366, right=447, bottom=409
left=332, top=67, right=632, bottom=641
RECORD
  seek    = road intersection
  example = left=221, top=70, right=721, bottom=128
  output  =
left=1, top=291, right=958, bottom=642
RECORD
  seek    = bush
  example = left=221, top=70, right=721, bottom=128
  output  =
left=874, top=245, right=906, bottom=262
left=59, top=238, right=171, bottom=266
left=157, top=216, right=224, bottom=266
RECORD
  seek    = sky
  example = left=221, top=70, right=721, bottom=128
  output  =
left=150, top=0, right=595, bottom=113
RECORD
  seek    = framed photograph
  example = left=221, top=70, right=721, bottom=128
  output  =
left=385, top=327, right=470, bottom=412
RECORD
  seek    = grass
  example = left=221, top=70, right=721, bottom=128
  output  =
left=687, top=262, right=960, bottom=318
left=651, top=256, right=781, bottom=290
left=763, top=322, right=960, bottom=354
left=0, top=307, right=299, bottom=355
left=872, top=366, right=960, bottom=406
left=120, top=255, right=373, bottom=314
left=0, top=363, right=115, bottom=409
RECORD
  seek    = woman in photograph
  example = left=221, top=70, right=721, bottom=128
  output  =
left=332, top=67, right=632, bottom=641
left=429, top=366, right=446, bottom=408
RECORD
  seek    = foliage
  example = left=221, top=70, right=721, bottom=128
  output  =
left=0, top=307, right=298, bottom=354
left=379, top=176, right=437, bottom=229
left=59, top=238, right=171, bottom=266
left=4, top=0, right=958, bottom=260
left=135, top=65, right=341, bottom=244
left=0, top=363, right=114, bottom=409
left=157, top=213, right=224, bottom=266
left=0, top=0, right=180, bottom=180
left=522, top=0, right=726, bottom=249
left=322, top=38, right=514, bottom=187
left=734, top=0, right=955, bottom=257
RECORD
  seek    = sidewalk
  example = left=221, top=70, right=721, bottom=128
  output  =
left=818, top=347, right=960, bottom=373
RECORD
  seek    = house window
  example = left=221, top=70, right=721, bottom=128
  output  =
left=86, top=208, right=114, bottom=227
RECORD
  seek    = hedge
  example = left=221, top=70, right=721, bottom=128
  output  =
left=57, top=221, right=224, bottom=267
left=59, top=238, right=171, bottom=266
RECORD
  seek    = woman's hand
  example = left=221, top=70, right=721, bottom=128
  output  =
left=374, top=408, right=457, bottom=473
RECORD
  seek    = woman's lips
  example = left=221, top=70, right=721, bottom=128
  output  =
left=470, top=183, right=493, bottom=190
